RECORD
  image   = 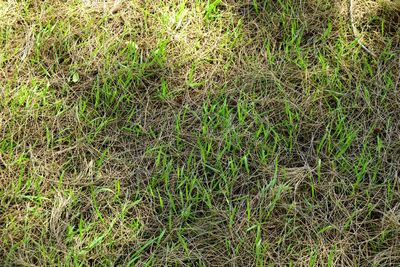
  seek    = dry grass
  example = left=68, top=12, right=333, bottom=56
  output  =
left=0, top=0, right=400, bottom=266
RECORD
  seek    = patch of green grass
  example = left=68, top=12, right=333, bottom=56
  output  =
left=0, top=0, right=399, bottom=266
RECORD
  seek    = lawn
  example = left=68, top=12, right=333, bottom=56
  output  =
left=0, top=0, right=399, bottom=266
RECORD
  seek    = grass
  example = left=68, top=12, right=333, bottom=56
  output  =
left=0, top=0, right=399, bottom=266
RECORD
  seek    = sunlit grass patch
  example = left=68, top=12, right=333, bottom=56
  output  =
left=0, top=0, right=399, bottom=266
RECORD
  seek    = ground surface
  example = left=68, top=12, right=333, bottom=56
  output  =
left=1, top=0, right=400, bottom=266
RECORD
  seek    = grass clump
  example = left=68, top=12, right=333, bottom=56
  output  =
left=0, top=0, right=399, bottom=266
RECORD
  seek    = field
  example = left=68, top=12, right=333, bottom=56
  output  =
left=0, top=0, right=399, bottom=266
